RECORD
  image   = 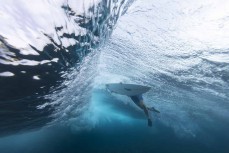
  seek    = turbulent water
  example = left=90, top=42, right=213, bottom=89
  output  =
left=0, top=0, right=134, bottom=135
left=0, top=0, right=229, bottom=153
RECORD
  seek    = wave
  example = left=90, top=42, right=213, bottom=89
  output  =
left=0, top=0, right=229, bottom=139
left=93, top=0, right=229, bottom=136
left=0, top=0, right=134, bottom=136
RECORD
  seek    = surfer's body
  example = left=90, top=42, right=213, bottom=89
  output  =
left=129, top=94, right=152, bottom=127
left=106, top=83, right=160, bottom=127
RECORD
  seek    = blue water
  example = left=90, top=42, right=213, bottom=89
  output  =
left=0, top=90, right=226, bottom=153
left=1, top=0, right=229, bottom=153
left=0, top=90, right=228, bottom=153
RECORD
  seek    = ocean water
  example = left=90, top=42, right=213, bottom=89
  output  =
left=0, top=0, right=229, bottom=153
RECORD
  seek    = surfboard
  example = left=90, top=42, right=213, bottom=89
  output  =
left=106, top=83, right=151, bottom=96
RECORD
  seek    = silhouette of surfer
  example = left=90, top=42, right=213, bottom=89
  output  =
left=129, top=94, right=159, bottom=127
left=106, top=82, right=160, bottom=127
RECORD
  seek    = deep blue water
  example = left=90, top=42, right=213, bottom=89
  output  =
left=0, top=90, right=229, bottom=153
left=1, top=124, right=227, bottom=153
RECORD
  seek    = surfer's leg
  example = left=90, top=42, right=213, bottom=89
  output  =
left=131, top=97, right=152, bottom=127
left=139, top=101, right=152, bottom=127
left=139, top=101, right=149, bottom=118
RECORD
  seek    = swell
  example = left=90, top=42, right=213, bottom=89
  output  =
left=0, top=0, right=134, bottom=136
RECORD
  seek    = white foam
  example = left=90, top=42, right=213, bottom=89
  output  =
left=0, top=71, right=15, bottom=77
left=33, top=75, right=41, bottom=80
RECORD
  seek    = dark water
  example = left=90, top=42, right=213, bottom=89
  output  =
left=0, top=90, right=228, bottom=153
left=0, top=125, right=225, bottom=153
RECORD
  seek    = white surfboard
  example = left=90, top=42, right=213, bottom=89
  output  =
left=106, top=83, right=151, bottom=96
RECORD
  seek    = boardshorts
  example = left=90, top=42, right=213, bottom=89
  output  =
left=130, top=94, right=143, bottom=104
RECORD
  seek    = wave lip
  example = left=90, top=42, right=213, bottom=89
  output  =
left=0, top=0, right=134, bottom=136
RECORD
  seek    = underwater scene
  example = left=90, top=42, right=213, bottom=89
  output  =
left=0, top=0, right=229, bottom=153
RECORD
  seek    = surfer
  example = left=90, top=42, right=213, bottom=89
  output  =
left=106, top=83, right=160, bottom=127
left=129, top=94, right=154, bottom=127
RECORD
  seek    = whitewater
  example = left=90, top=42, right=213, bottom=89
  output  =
left=0, top=0, right=229, bottom=153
